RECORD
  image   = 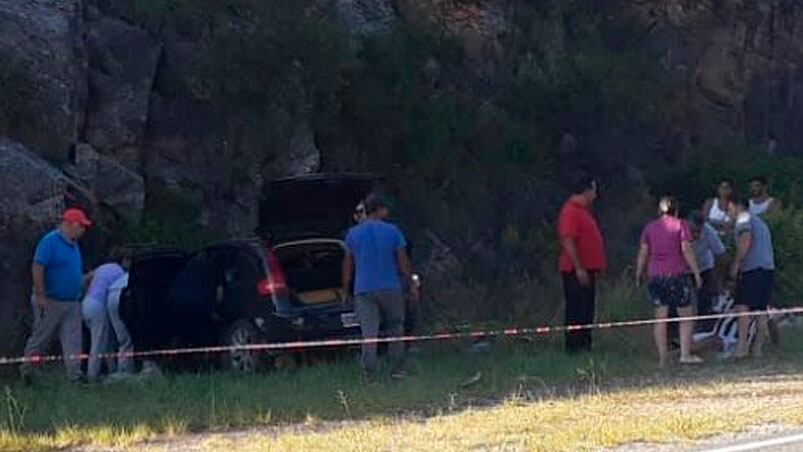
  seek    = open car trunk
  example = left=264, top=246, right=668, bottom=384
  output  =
left=273, top=240, right=346, bottom=306
left=260, top=173, right=383, bottom=242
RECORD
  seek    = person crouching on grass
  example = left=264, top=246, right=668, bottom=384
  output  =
left=728, top=198, right=775, bottom=359
left=636, top=197, right=704, bottom=367
left=82, top=249, right=128, bottom=382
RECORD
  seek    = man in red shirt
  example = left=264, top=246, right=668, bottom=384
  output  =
left=557, top=178, right=607, bottom=354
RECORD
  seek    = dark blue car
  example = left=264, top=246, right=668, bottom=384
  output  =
left=120, top=174, right=385, bottom=372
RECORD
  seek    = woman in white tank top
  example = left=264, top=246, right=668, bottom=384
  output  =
left=703, top=179, right=735, bottom=233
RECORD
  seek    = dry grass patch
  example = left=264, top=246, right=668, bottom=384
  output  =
left=194, top=376, right=803, bottom=452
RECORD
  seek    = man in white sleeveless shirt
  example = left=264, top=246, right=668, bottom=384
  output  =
left=748, top=176, right=782, bottom=217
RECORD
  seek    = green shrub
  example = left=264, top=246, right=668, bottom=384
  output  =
left=656, top=141, right=803, bottom=211
left=123, top=216, right=218, bottom=251
left=766, top=208, right=803, bottom=306
left=597, top=271, right=649, bottom=322
left=122, top=182, right=218, bottom=251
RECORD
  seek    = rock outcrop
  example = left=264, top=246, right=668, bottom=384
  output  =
left=0, top=0, right=87, bottom=161
left=69, top=143, right=145, bottom=220
left=84, top=15, right=162, bottom=162
left=335, top=0, right=397, bottom=34
left=0, top=139, right=72, bottom=360
left=633, top=0, right=803, bottom=152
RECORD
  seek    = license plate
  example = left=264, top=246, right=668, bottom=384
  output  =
left=341, top=312, right=359, bottom=328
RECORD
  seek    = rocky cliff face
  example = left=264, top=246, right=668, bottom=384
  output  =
left=2, top=0, right=803, bottom=358
left=394, top=0, right=803, bottom=153
left=631, top=0, right=803, bottom=153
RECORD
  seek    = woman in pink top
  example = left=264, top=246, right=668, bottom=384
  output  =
left=636, top=197, right=704, bottom=367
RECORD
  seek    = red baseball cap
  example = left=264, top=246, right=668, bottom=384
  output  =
left=62, top=208, right=92, bottom=227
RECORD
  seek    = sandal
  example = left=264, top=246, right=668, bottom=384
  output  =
left=680, top=355, right=704, bottom=365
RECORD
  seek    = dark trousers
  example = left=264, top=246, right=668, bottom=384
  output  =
left=696, top=269, right=716, bottom=331
left=562, top=272, right=596, bottom=354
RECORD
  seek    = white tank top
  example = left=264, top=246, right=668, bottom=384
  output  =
left=708, top=199, right=731, bottom=224
left=749, top=197, right=774, bottom=216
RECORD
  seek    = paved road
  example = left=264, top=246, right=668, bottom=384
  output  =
left=609, top=426, right=803, bottom=452
left=699, top=431, right=803, bottom=452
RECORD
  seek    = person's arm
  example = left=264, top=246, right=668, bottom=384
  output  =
left=682, top=240, right=703, bottom=289
left=561, top=238, right=590, bottom=286
left=706, top=224, right=726, bottom=258
left=680, top=222, right=702, bottom=288
left=32, top=237, right=54, bottom=309
left=723, top=201, right=737, bottom=232
left=394, top=228, right=418, bottom=300
left=396, top=247, right=419, bottom=302
left=341, top=250, right=354, bottom=300
left=702, top=199, right=713, bottom=219
left=396, top=248, right=413, bottom=283
left=731, top=231, right=752, bottom=280
left=635, top=244, right=649, bottom=287
left=31, top=264, right=49, bottom=309
left=769, top=197, right=783, bottom=213
left=82, top=270, right=95, bottom=289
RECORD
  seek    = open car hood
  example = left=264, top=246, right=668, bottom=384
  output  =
left=259, top=173, right=383, bottom=242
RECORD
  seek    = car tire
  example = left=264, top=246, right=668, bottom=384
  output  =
left=222, top=319, right=266, bottom=373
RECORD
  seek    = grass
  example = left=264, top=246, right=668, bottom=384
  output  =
left=0, top=321, right=802, bottom=451
left=251, top=376, right=803, bottom=452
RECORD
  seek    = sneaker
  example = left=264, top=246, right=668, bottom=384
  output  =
left=141, top=360, right=162, bottom=377
left=390, top=370, right=408, bottom=381
left=468, top=339, right=492, bottom=353
left=105, top=372, right=134, bottom=383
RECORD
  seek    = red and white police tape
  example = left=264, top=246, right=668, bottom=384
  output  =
left=2, top=307, right=803, bottom=366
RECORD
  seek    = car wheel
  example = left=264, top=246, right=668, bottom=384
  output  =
left=222, top=319, right=265, bottom=373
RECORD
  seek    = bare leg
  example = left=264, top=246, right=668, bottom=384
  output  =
left=734, top=305, right=750, bottom=358
left=654, top=307, right=669, bottom=367
left=753, top=314, right=768, bottom=358
left=677, top=306, right=702, bottom=363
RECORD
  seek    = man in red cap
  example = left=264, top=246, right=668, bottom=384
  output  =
left=21, top=208, right=92, bottom=384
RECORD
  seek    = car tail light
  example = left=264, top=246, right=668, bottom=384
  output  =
left=258, top=248, right=288, bottom=297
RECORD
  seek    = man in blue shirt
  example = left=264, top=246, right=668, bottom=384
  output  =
left=342, top=195, right=417, bottom=381
left=21, top=208, right=92, bottom=383
left=729, top=199, right=775, bottom=359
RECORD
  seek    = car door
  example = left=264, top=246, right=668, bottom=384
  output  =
left=121, top=249, right=189, bottom=352
left=220, top=247, right=264, bottom=321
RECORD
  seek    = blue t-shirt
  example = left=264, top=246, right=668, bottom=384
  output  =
left=33, top=230, right=84, bottom=301
left=734, top=213, right=775, bottom=272
left=345, top=220, right=407, bottom=295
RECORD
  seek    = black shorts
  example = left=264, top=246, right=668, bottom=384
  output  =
left=648, top=274, right=695, bottom=309
left=736, top=269, right=774, bottom=311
